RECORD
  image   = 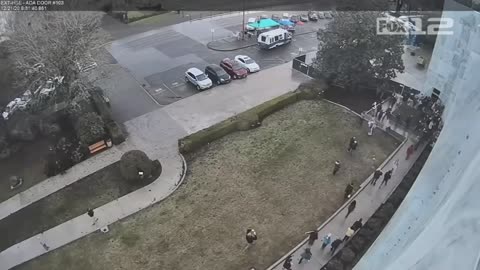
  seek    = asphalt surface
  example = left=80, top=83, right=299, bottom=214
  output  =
left=104, top=11, right=332, bottom=122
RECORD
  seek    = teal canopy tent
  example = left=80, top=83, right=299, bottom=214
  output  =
left=247, top=18, right=280, bottom=30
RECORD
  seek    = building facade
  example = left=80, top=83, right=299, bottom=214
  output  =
left=355, top=1, right=480, bottom=269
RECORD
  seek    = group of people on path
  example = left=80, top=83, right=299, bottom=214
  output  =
left=289, top=217, right=364, bottom=268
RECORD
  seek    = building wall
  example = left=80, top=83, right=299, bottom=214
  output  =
left=354, top=1, right=480, bottom=270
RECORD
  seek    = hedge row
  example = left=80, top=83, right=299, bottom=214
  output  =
left=178, top=81, right=326, bottom=154
left=90, top=88, right=126, bottom=145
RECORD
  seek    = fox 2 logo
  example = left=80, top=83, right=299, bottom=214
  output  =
left=377, top=17, right=454, bottom=36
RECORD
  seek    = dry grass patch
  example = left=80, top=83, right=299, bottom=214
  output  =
left=16, top=100, right=398, bottom=270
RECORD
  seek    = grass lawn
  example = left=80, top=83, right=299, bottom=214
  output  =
left=1, top=161, right=161, bottom=252
left=15, top=100, right=398, bottom=270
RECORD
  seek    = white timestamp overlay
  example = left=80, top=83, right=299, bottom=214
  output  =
left=0, top=0, right=64, bottom=11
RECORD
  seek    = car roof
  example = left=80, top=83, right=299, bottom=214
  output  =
left=187, top=67, right=203, bottom=75
left=236, top=55, right=250, bottom=60
left=207, top=64, right=223, bottom=71
left=222, top=58, right=234, bottom=64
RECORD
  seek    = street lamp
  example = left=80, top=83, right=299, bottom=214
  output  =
left=242, top=0, right=246, bottom=40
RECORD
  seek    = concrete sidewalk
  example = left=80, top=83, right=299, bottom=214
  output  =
left=0, top=62, right=310, bottom=270
left=267, top=102, right=421, bottom=270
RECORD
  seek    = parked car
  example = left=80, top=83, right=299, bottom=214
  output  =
left=308, top=11, right=318, bottom=21
left=185, top=67, right=213, bottom=90
left=246, top=17, right=257, bottom=31
left=234, top=55, right=260, bottom=73
left=271, top=14, right=281, bottom=22
left=278, top=19, right=295, bottom=32
left=299, top=14, right=308, bottom=22
left=204, top=64, right=231, bottom=84
left=260, top=14, right=269, bottom=19
left=290, top=15, right=299, bottom=24
left=317, top=11, right=325, bottom=19
left=324, top=11, right=333, bottom=19
left=282, top=13, right=289, bottom=19
left=220, top=58, right=248, bottom=79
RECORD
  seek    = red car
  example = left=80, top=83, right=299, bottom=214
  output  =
left=220, top=58, right=248, bottom=79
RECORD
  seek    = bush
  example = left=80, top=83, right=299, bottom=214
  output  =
left=120, top=150, right=154, bottom=181
left=75, top=112, right=106, bottom=145
left=44, top=137, right=88, bottom=176
left=106, top=121, right=126, bottom=145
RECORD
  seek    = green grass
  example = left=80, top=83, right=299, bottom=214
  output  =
left=16, top=100, right=398, bottom=270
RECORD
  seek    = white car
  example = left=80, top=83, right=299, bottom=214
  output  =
left=246, top=17, right=257, bottom=31
left=185, top=68, right=212, bottom=90
left=234, top=55, right=260, bottom=73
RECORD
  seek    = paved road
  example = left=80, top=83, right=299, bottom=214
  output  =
left=104, top=11, right=328, bottom=122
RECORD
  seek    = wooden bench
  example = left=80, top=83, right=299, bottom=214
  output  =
left=88, top=140, right=107, bottom=155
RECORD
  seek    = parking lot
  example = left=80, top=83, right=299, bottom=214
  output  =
left=106, top=11, right=330, bottom=117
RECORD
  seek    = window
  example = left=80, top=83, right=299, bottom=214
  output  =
left=274, top=35, right=279, bottom=42
left=187, top=72, right=193, bottom=78
left=261, top=36, right=266, bottom=42
left=239, top=58, right=245, bottom=63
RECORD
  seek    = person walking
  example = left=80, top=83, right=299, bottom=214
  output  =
left=380, top=169, right=393, bottom=187
left=330, top=238, right=343, bottom=255
left=282, top=255, right=293, bottom=270
left=351, top=218, right=363, bottom=232
left=305, top=229, right=319, bottom=246
left=384, top=107, right=392, bottom=121
left=344, top=182, right=354, bottom=199
left=345, top=200, right=357, bottom=218
left=87, top=208, right=98, bottom=226
left=343, top=226, right=355, bottom=242
left=333, top=160, right=341, bottom=175
left=377, top=109, right=384, bottom=121
left=368, top=121, right=375, bottom=136
left=298, top=248, right=312, bottom=264
left=347, top=137, right=356, bottom=152
left=406, top=144, right=415, bottom=160
left=321, top=233, right=332, bottom=249
left=371, top=169, right=383, bottom=185
left=245, top=229, right=258, bottom=250
left=405, top=115, right=413, bottom=130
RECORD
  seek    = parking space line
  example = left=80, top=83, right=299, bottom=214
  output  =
left=124, top=67, right=161, bottom=106
left=162, top=82, right=181, bottom=98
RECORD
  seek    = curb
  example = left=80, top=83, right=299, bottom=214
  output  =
left=207, top=30, right=316, bottom=52
left=265, top=100, right=409, bottom=270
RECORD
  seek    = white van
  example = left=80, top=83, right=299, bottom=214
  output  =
left=257, top=28, right=293, bottom=50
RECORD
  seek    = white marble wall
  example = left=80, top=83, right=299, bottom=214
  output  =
left=355, top=1, right=480, bottom=270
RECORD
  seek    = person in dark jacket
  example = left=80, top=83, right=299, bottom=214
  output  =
left=282, top=255, right=292, bottom=270
left=345, top=200, right=357, bottom=218
left=371, top=169, right=383, bottom=185
left=244, top=229, right=257, bottom=250
left=347, top=137, right=356, bottom=152
left=305, top=230, right=319, bottom=246
left=333, top=160, right=341, bottom=175
left=351, top=218, right=363, bottom=232
left=344, top=182, right=354, bottom=199
left=381, top=169, right=393, bottom=187
left=330, top=238, right=343, bottom=255
left=298, top=248, right=312, bottom=264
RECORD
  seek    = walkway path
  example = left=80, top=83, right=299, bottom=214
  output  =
left=266, top=99, right=422, bottom=270
left=0, top=62, right=310, bottom=270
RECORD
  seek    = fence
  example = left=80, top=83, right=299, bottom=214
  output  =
left=292, top=51, right=318, bottom=77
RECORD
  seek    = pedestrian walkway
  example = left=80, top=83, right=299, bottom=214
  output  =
left=0, top=62, right=310, bottom=270
left=267, top=101, right=424, bottom=270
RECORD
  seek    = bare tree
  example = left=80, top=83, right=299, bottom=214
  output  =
left=4, top=11, right=110, bottom=108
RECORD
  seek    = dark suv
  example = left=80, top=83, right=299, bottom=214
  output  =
left=220, top=58, right=247, bottom=79
left=205, top=64, right=231, bottom=84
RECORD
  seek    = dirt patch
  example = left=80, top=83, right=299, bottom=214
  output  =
left=15, top=100, right=398, bottom=270
left=0, top=161, right=161, bottom=252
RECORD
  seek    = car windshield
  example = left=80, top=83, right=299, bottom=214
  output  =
left=244, top=59, right=255, bottom=64
left=232, top=62, right=243, bottom=71
left=196, top=73, right=208, bottom=81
